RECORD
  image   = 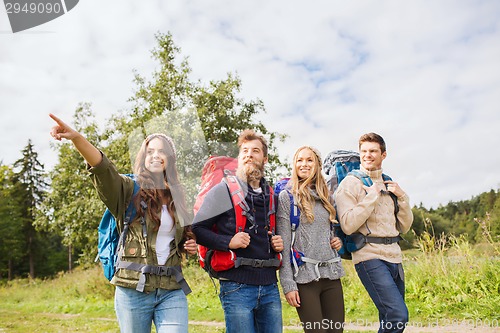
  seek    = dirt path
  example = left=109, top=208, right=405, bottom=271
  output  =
left=189, top=321, right=500, bottom=332
left=5, top=312, right=498, bottom=333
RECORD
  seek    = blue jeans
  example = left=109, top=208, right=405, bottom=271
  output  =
left=219, top=281, right=283, bottom=333
left=114, top=286, right=188, bottom=333
left=355, top=259, right=408, bottom=333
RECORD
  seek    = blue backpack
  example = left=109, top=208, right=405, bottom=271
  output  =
left=323, top=150, right=399, bottom=260
left=274, top=178, right=302, bottom=264
left=95, top=174, right=140, bottom=281
left=274, top=178, right=340, bottom=277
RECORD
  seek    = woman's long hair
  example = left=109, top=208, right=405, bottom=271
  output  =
left=132, top=134, right=193, bottom=239
left=290, top=146, right=336, bottom=223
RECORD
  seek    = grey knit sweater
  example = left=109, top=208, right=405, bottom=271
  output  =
left=277, top=188, right=345, bottom=295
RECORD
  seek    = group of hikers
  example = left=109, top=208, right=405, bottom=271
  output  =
left=49, top=113, right=414, bottom=333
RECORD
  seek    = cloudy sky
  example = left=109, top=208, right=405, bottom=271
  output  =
left=1, top=0, right=499, bottom=209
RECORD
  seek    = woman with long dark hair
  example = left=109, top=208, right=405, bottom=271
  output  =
left=49, top=113, right=196, bottom=333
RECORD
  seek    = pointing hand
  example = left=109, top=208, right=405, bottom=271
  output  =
left=49, top=113, right=79, bottom=141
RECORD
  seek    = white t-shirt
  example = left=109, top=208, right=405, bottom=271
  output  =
left=156, top=205, right=175, bottom=265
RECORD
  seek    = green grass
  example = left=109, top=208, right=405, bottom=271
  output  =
left=404, top=236, right=500, bottom=322
left=1, top=238, right=499, bottom=332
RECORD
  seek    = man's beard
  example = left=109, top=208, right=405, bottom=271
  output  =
left=236, top=160, right=265, bottom=184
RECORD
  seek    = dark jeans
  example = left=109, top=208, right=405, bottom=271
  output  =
left=355, top=259, right=408, bottom=333
left=296, top=278, right=344, bottom=333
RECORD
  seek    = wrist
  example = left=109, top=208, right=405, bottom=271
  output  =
left=398, top=193, right=409, bottom=202
left=70, top=132, right=84, bottom=142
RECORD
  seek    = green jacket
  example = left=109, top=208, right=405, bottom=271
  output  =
left=89, top=153, right=186, bottom=292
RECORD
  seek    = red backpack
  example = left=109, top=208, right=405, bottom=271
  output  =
left=193, top=156, right=238, bottom=215
left=194, top=156, right=281, bottom=278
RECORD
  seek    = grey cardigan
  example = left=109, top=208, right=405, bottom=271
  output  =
left=277, top=189, right=345, bottom=295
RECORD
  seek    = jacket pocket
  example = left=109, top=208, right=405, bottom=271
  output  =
left=121, top=239, right=147, bottom=259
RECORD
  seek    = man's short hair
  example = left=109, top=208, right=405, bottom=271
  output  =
left=359, top=132, right=386, bottom=153
left=238, top=129, right=268, bottom=157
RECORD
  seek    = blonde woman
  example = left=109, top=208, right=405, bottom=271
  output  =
left=277, top=146, right=345, bottom=333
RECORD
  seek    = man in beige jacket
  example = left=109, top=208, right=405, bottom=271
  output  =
left=335, top=132, right=413, bottom=333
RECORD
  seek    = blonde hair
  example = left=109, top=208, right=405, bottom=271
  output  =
left=290, top=146, right=336, bottom=223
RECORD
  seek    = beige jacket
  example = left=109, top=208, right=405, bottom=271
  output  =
left=334, top=167, right=413, bottom=265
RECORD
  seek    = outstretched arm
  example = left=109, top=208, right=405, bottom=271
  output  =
left=49, top=113, right=102, bottom=167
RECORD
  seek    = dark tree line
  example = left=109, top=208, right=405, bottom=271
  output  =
left=410, top=190, right=500, bottom=245
left=0, top=140, right=67, bottom=279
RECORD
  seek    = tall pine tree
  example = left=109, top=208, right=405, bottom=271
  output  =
left=13, top=140, right=48, bottom=279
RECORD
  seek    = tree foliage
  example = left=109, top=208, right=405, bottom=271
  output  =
left=411, top=189, right=500, bottom=244
left=0, top=164, right=24, bottom=279
left=102, top=32, right=287, bottom=206
left=37, top=32, right=287, bottom=268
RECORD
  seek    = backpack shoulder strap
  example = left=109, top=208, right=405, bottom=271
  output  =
left=264, top=184, right=276, bottom=236
left=123, top=174, right=140, bottom=222
left=266, top=185, right=282, bottom=264
left=349, top=171, right=399, bottom=215
left=273, top=178, right=297, bottom=234
left=119, top=175, right=146, bottom=248
left=286, top=189, right=301, bottom=253
left=382, top=173, right=399, bottom=216
left=223, top=175, right=249, bottom=233
left=285, top=190, right=300, bottom=232
left=348, top=169, right=373, bottom=187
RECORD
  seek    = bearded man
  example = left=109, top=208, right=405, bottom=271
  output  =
left=192, top=129, right=284, bottom=333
